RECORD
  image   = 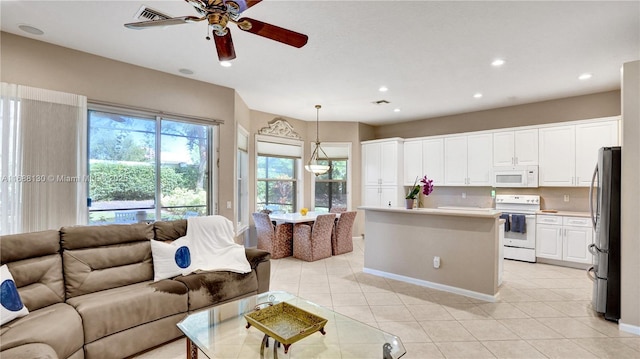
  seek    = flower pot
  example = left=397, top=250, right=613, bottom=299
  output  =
left=405, top=199, right=415, bottom=209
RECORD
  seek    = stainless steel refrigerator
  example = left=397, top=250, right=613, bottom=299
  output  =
left=588, top=146, right=621, bottom=322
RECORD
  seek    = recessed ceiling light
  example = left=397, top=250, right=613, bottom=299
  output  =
left=178, top=68, right=194, bottom=75
left=379, top=86, right=388, bottom=92
left=18, top=24, right=44, bottom=35
left=491, top=59, right=505, bottom=67
left=393, top=108, right=401, bottom=112
left=473, top=93, right=483, bottom=99
left=578, top=73, right=592, bottom=80
left=220, top=61, right=232, bottom=67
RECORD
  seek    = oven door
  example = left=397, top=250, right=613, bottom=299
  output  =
left=503, top=213, right=536, bottom=249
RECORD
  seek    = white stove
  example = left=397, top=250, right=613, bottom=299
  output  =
left=495, top=195, right=540, bottom=262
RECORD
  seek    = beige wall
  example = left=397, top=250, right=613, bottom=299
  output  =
left=375, top=91, right=621, bottom=139
left=621, top=60, right=640, bottom=330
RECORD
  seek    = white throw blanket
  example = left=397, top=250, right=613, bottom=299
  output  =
left=185, top=215, right=251, bottom=274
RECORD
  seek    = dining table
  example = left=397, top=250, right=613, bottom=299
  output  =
left=268, top=211, right=339, bottom=224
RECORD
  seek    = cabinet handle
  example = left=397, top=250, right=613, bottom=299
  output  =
left=512, top=157, right=515, bottom=165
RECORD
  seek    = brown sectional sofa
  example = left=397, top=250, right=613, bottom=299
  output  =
left=0, top=219, right=271, bottom=359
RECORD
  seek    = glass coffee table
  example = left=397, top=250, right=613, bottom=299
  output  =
left=177, top=291, right=406, bottom=359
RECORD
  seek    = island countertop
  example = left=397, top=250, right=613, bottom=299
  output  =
left=357, top=205, right=503, bottom=218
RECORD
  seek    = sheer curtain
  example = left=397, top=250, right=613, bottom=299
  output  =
left=1, top=83, right=87, bottom=234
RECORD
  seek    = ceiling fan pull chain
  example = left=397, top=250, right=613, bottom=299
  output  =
left=206, top=26, right=211, bottom=41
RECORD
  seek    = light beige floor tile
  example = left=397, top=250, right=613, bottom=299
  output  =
left=482, top=340, right=546, bottom=359
left=511, top=301, right=567, bottom=318
left=618, top=337, right=640, bottom=351
left=331, top=292, right=367, bottom=306
left=443, top=303, right=492, bottom=320
left=527, top=339, right=599, bottom=358
left=572, top=337, right=640, bottom=358
left=370, top=305, right=416, bottom=322
left=401, top=342, right=445, bottom=358
left=396, top=290, right=436, bottom=305
left=517, top=288, right=566, bottom=301
left=429, top=291, right=472, bottom=304
left=419, top=321, right=476, bottom=342
left=498, top=318, right=563, bottom=339
left=434, top=341, right=496, bottom=359
left=297, top=292, right=333, bottom=308
left=545, top=300, right=597, bottom=317
left=458, top=320, right=520, bottom=341
left=406, top=303, right=456, bottom=321
left=536, top=317, right=607, bottom=338
left=573, top=316, right=636, bottom=337
left=363, top=291, right=403, bottom=306
left=477, top=302, right=529, bottom=319
left=377, top=320, right=432, bottom=343
left=550, top=288, right=592, bottom=301
left=496, top=288, right=536, bottom=303
left=332, top=305, right=376, bottom=324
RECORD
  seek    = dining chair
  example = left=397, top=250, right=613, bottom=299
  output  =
left=329, top=206, right=347, bottom=213
left=252, top=212, right=293, bottom=259
left=292, top=213, right=336, bottom=262
left=331, top=211, right=357, bottom=255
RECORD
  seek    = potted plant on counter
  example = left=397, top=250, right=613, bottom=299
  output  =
left=405, top=175, right=434, bottom=209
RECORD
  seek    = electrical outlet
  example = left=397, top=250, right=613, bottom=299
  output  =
left=433, top=256, right=441, bottom=269
left=462, top=192, right=467, bottom=199
left=563, top=195, right=570, bottom=202
left=226, top=201, right=232, bottom=209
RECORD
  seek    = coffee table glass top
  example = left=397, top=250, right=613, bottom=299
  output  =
left=177, top=290, right=406, bottom=358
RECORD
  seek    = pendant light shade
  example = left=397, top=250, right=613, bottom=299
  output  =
left=305, top=105, right=331, bottom=176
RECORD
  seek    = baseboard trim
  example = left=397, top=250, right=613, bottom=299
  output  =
left=363, top=267, right=498, bottom=303
left=619, top=321, right=640, bottom=336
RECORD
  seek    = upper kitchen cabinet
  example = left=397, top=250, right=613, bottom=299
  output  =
left=363, top=138, right=404, bottom=206
left=493, top=129, right=538, bottom=166
left=539, top=118, right=619, bottom=187
left=444, top=133, right=493, bottom=186
left=363, top=138, right=404, bottom=186
left=403, top=137, right=444, bottom=186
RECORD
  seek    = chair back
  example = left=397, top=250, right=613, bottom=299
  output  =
left=311, top=214, right=336, bottom=241
left=332, top=211, right=357, bottom=255
left=252, top=212, right=275, bottom=251
left=329, top=207, right=347, bottom=213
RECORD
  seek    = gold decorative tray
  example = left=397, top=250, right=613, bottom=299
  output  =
left=244, top=302, right=327, bottom=352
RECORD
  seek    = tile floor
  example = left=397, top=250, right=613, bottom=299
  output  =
left=137, top=238, right=639, bottom=358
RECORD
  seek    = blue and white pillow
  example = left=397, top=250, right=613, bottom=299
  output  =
left=1, top=264, right=29, bottom=325
left=150, top=237, right=194, bottom=282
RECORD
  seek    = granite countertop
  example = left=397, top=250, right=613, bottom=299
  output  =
left=358, top=206, right=502, bottom=218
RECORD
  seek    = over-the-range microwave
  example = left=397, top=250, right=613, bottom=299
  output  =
left=493, top=165, right=539, bottom=188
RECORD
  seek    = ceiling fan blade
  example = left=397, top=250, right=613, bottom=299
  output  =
left=124, top=16, right=203, bottom=29
left=214, top=31, right=237, bottom=61
left=236, top=17, right=308, bottom=48
left=245, top=0, right=263, bottom=9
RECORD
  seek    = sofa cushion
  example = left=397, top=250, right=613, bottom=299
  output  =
left=0, top=230, right=65, bottom=311
left=61, top=223, right=154, bottom=298
left=1, top=265, right=29, bottom=325
left=174, top=270, right=258, bottom=311
left=66, top=280, right=188, bottom=343
left=0, top=343, right=58, bottom=359
left=154, top=219, right=187, bottom=241
left=0, top=302, right=83, bottom=359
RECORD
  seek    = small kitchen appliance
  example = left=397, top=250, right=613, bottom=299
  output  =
left=495, top=194, right=540, bottom=262
left=588, top=146, right=621, bottom=322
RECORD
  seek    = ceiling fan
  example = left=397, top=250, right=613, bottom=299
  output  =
left=124, top=0, right=308, bottom=61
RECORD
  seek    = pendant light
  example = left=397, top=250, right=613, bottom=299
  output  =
left=305, top=105, right=331, bottom=176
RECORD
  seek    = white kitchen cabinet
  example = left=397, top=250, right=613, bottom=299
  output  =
left=493, top=129, right=538, bottom=166
left=403, top=137, right=444, bottom=186
left=539, top=118, right=619, bottom=187
left=444, top=133, right=492, bottom=186
left=363, top=138, right=404, bottom=207
left=536, top=215, right=594, bottom=264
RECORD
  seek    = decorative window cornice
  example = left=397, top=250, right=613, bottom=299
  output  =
left=258, top=118, right=301, bottom=139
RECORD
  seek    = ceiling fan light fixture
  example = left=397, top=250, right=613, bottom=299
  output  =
left=305, top=105, right=330, bottom=176
left=220, top=61, right=233, bottom=67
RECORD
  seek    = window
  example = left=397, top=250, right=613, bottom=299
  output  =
left=255, top=135, right=302, bottom=213
left=237, top=126, right=249, bottom=231
left=87, top=107, right=215, bottom=224
left=312, top=143, right=351, bottom=213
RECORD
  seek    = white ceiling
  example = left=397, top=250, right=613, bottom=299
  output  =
left=1, top=1, right=639, bottom=125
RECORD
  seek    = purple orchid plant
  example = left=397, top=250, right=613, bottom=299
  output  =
left=420, top=175, right=434, bottom=196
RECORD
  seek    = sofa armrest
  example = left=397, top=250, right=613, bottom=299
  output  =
left=244, top=248, right=271, bottom=269
left=244, top=248, right=271, bottom=294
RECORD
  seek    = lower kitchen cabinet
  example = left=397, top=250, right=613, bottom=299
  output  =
left=536, top=215, right=594, bottom=265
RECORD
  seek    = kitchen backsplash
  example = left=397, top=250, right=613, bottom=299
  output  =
left=417, top=186, right=590, bottom=212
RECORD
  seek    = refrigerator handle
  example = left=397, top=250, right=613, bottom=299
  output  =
left=588, top=243, right=605, bottom=255
left=586, top=266, right=597, bottom=282
left=589, top=164, right=599, bottom=229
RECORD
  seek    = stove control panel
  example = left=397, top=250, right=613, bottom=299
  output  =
left=495, top=195, right=540, bottom=205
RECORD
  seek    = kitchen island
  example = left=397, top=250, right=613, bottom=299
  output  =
left=359, top=206, right=504, bottom=302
